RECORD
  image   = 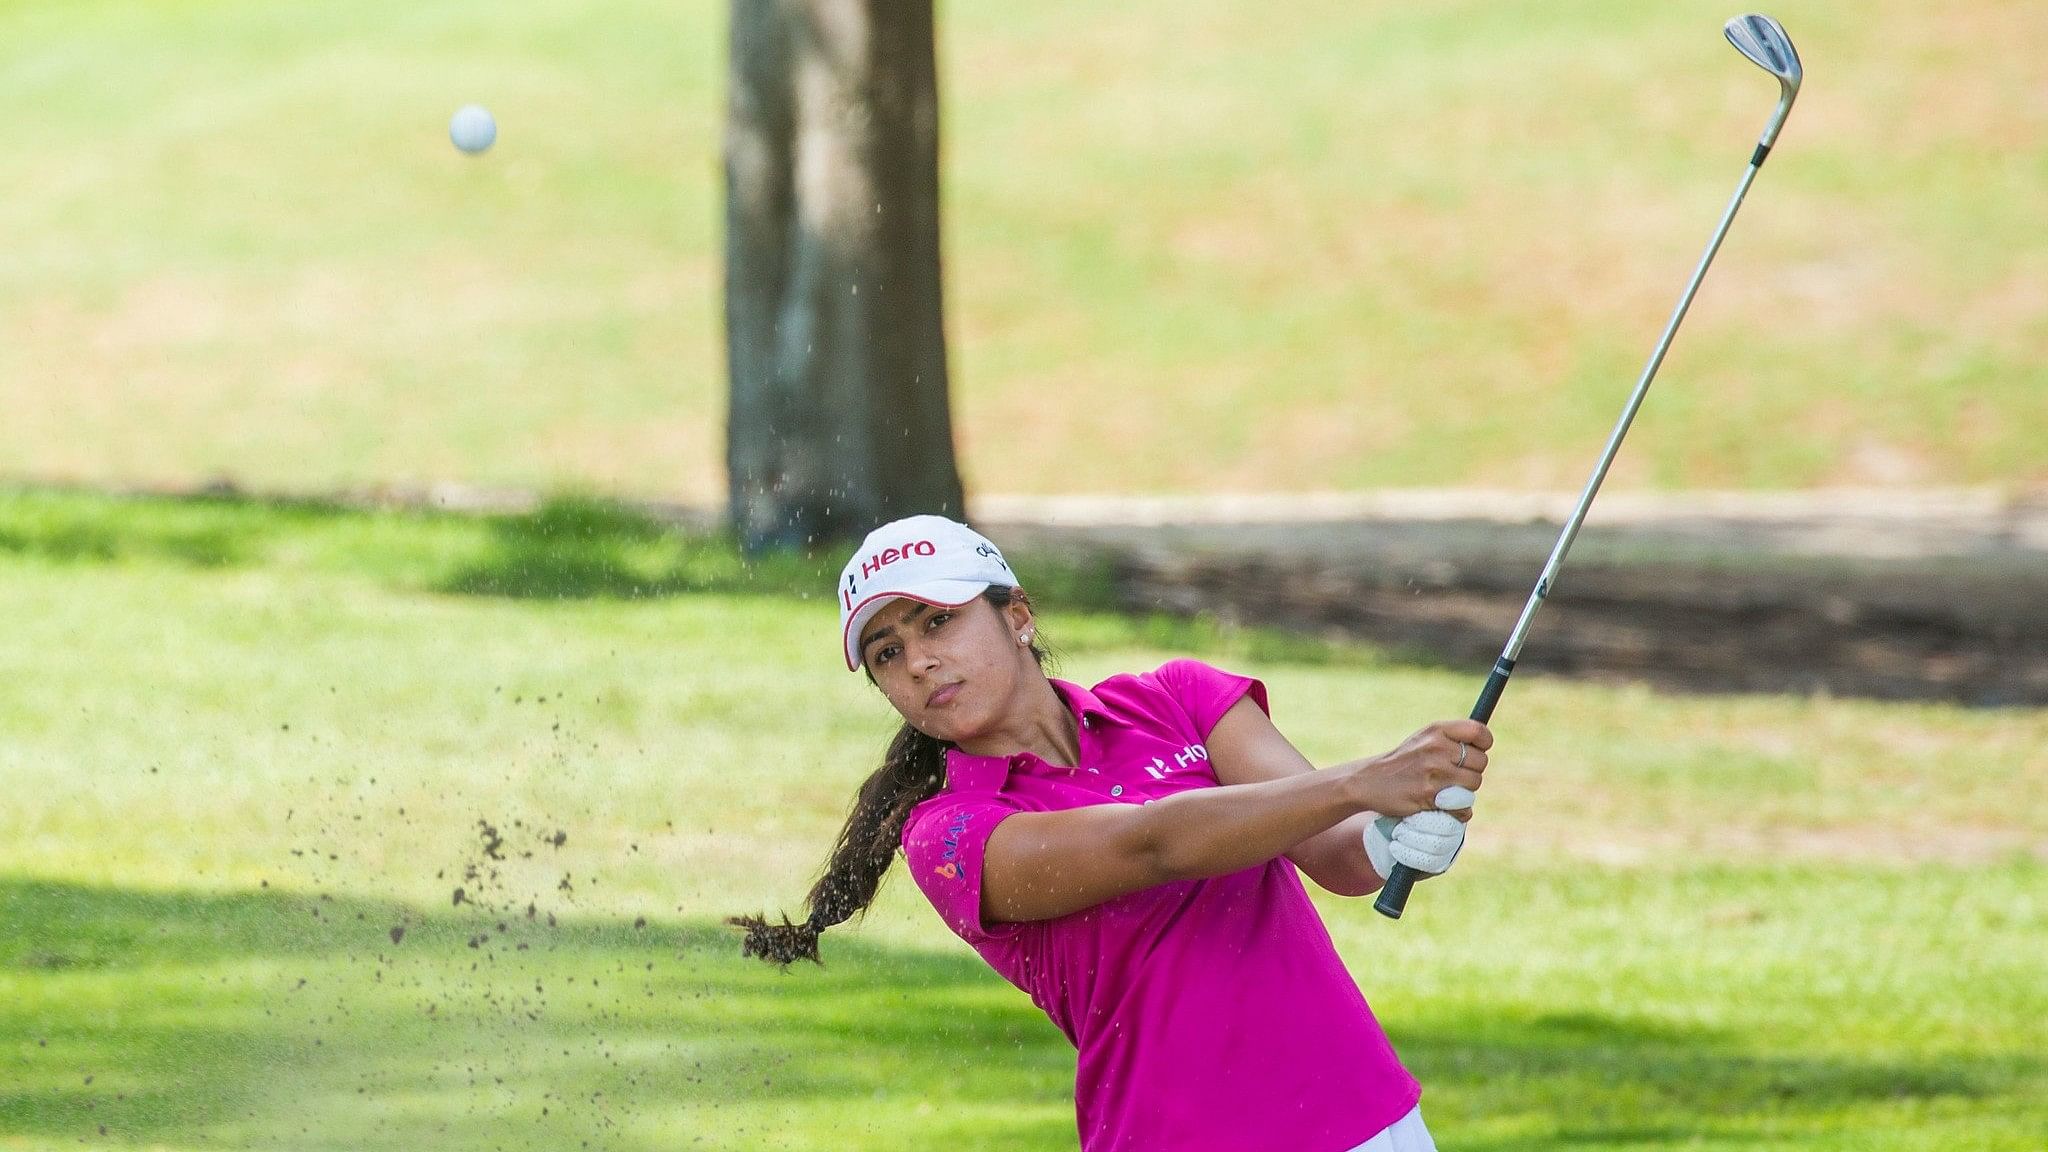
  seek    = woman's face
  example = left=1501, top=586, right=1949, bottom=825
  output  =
left=860, top=594, right=1034, bottom=744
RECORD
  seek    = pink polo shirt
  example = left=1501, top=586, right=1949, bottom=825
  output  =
left=900, top=658, right=1420, bottom=1151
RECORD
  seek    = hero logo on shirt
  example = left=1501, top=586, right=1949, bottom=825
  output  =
left=933, top=809, right=973, bottom=880
left=1140, top=743, right=1209, bottom=779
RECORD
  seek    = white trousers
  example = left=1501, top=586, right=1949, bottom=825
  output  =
left=1341, top=1104, right=1435, bottom=1152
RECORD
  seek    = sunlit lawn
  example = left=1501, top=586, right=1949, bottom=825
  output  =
left=2, top=491, right=2044, bottom=1150
left=3, top=0, right=2044, bottom=498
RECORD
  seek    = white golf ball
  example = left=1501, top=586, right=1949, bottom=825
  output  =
left=449, top=104, right=497, bottom=154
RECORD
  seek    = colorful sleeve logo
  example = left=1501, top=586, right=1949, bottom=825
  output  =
left=934, top=810, right=973, bottom=880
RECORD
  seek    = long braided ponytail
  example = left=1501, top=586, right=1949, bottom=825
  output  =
left=727, top=586, right=1048, bottom=966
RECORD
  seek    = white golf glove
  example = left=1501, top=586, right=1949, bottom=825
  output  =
left=1363, top=786, right=1475, bottom=879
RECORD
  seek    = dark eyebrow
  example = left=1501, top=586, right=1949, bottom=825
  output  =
left=861, top=603, right=934, bottom=657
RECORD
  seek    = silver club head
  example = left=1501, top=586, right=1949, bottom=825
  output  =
left=1724, top=13, right=1802, bottom=148
left=1724, top=14, right=1802, bottom=94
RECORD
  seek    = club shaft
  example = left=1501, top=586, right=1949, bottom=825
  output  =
left=1500, top=159, right=1761, bottom=662
left=1374, top=156, right=1769, bottom=923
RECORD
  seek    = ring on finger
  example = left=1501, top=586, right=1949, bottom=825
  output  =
left=1456, top=741, right=1468, bottom=769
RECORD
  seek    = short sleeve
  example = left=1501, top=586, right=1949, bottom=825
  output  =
left=1151, top=658, right=1270, bottom=742
left=901, top=794, right=1028, bottom=946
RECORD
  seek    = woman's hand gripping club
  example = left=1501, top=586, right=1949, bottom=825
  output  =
left=1360, top=721, right=1488, bottom=880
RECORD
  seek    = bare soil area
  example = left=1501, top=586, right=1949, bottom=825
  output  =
left=58, top=481, right=2044, bottom=706
left=977, top=490, right=2048, bottom=706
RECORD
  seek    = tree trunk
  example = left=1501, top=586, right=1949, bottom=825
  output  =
left=725, top=0, right=964, bottom=556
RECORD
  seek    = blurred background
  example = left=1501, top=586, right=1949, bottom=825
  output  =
left=2, top=2, right=2043, bottom=1149
left=6, top=0, right=2041, bottom=500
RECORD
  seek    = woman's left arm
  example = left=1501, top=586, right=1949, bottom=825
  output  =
left=1204, top=696, right=1385, bottom=897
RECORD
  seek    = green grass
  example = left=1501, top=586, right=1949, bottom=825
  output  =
left=6, top=870, right=2041, bottom=1151
left=2, top=0, right=2043, bottom=500
left=1, top=489, right=2045, bottom=1149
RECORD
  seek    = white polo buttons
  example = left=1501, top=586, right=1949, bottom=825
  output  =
left=1110, top=784, right=1123, bottom=797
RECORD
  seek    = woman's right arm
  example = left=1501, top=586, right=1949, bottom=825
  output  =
left=980, top=719, right=1485, bottom=924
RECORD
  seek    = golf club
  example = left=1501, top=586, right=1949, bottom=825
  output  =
left=1375, top=13, right=1803, bottom=920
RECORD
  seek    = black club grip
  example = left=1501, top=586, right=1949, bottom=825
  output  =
left=1374, top=657, right=1516, bottom=920
left=1469, top=656, right=1516, bottom=725
left=1372, top=862, right=1422, bottom=920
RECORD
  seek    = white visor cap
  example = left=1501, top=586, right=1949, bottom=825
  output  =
left=838, top=514, right=1019, bottom=671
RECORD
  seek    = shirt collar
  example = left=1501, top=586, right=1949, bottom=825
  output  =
left=942, top=749, right=1011, bottom=793
left=1050, top=676, right=1122, bottom=728
left=941, top=677, right=1123, bottom=792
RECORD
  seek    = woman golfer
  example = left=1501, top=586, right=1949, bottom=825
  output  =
left=730, top=514, right=1490, bottom=1151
